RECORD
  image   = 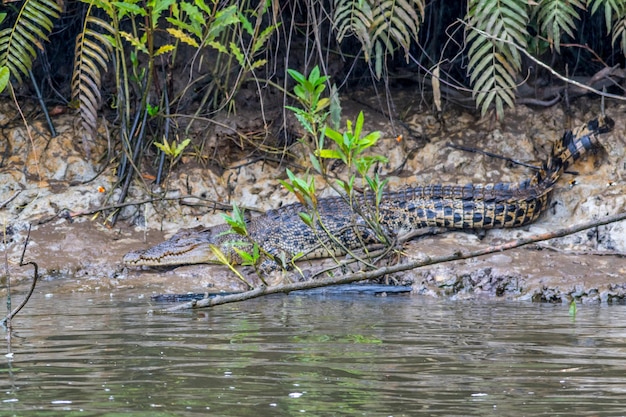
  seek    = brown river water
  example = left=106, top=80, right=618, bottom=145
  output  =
left=2, top=282, right=626, bottom=416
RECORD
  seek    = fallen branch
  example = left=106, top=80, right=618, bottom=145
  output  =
left=2, top=226, right=39, bottom=327
left=156, top=211, right=626, bottom=313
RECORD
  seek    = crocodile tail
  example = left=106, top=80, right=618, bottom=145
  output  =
left=533, top=115, right=614, bottom=190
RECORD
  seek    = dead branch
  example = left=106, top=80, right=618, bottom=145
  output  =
left=155, top=211, right=626, bottom=313
left=0, top=190, right=22, bottom=210
left=1, top=226, right=39, bottom=327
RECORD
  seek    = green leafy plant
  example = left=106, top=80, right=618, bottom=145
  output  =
left=208, top=203, right=260, bottom=287
left=284, top=67, right=388, bottom=207
left=211, top=203, right=293, bottom=285
left=285, top=66, right=333, bottom=142
left=282, top=68, right=392, bottom=267
left=64, top=0, right=280, bottom=223
left=279, top=168, right=317, bottom=212
left=210, top=68, right=390, bottom=281
left=320, top=111, right=384, bottom=175
left=318, top=112, right=389, bottom=242
left=153, top=137, right=191, bottom=159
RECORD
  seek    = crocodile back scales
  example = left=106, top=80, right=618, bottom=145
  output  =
left=123, top=116, right=613, bottom=267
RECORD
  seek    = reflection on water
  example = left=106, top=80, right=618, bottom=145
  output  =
left=2, top=285, right=626, bottom=416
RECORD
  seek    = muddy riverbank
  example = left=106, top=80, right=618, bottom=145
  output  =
left=2, top=94, right=626, bottom=303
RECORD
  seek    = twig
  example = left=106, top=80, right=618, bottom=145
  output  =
left=157, top=210, right=626, bottom=313
left=447, top=143, right=540, bottom=170
left=35, top=194, right=265, bottom=226
left=516, top=94, right=562, bottom=107
left=463, top=23, right=626, bottom=102
left=1, top=226, right=39, bottom=327
left=0, top=190, right=21, bottom=210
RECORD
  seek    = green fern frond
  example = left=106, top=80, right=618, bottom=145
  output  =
left=612, top=16, right=626, bottom=54
left=590, top=0, right=624, bottom=32
left=590, top=0, right=626, bottom=55
left=333, top=0, right=425, bottom=79
left=466, top=0, right=528, bottom=118
left=71, top=13, right=114, bottom=141
left=334, top=0, right=374, bottom=52
left=0, top=0, right=61, bottom=84
left=534, top=0, right=584, bottom=53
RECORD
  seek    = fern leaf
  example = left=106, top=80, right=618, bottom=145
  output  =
left=590, top=0, right=626, bottom=55
left=466, top=0, right=528, bottom=118
left=612, top=15, right=626, bottom=55
left=333, top=0, right=424, bottom=78
left=369, top=0, right=425, bottom=58
left=590, top=0, right=624, bottom=32
left=534, top=0, right=584, bottom=53
left=71, top=14, right=114, bottom=142
left=334, top=0, right=373, bottom=45
left=0, top=0, right=61, bottom=84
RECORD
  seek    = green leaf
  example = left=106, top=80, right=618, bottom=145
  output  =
left=287, top=68, right=306, bottom=85
left=223, top=203, right=248, bottom=236
left=149, top=0, right=176, bottom=25
left=323, top=125, right=344, bottom=144
left=207, top=40, right=228, bottom=54
left=209, top=244, right=231, bottom=264
left=229, top=41, right=245, bottom=66
left=317, top=97, right=330, bottom=111
left=113, top=1, right=147, bottom=18
left=466, top=0, right=528, bottom=117
left=0, top=66, right=9, bottom=93
left=298, top=212, right=314, bottom=228
left=154, top=44, right=176, bottom=56
left=252, top=23, right=280, bottom=54
left=175, top=138, right=191, bottom=155
left=146, top=103, right=159, bottom=117
left=317, top=149, right=343, bottom=159
left=238, top=11, right=254, bottom=36
left=359, top=131, right=382, bottom=150
left=194, top=0, right=212, bottom=15
left=233, top=244, right=260, bottom=266
left=309, top=153, right=323, bottom=174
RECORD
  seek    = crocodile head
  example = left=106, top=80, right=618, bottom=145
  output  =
left=123, top=224, right=236, bottom=267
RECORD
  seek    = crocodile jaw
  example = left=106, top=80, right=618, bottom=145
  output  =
left=123, top=226, right=224, bottom=267
left=123, top=243, right=217, bottom=266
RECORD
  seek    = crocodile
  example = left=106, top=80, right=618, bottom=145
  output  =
left=124, top=116, right=614, bottom=270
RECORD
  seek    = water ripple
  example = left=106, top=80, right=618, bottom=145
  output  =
left=1, top=289, right=626, bottom=416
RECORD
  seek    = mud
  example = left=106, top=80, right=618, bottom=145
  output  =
left=1, top=94, right=626, bottom=303
left=3, top=221, right=626, bottom=304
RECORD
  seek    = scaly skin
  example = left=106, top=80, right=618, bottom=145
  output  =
left=123, top=116, right=613, bottom=269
